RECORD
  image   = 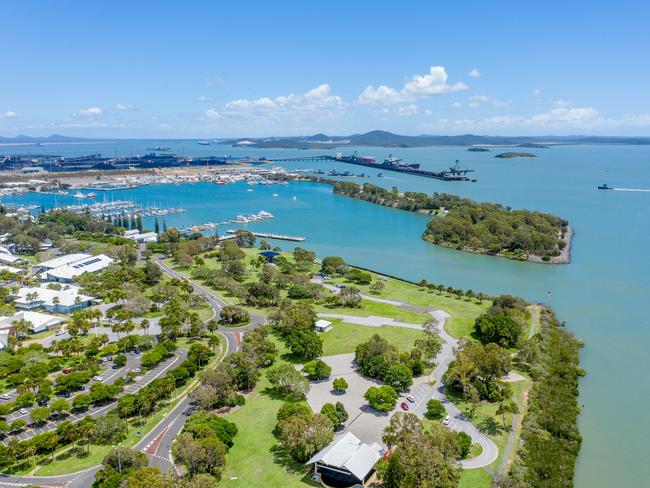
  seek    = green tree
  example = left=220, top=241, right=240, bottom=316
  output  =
left=383, top=363, right=413, bottom=392
left=474, top=313, right=522, bottom=348
left=425, top=399, right=446, bottom=420
left=496, top=399, right=520, bottom=428
left=364, top=385, right=398, bottom=412
left=332, top=377, right=348, bottom=393
left=302, top=360, right=331, bottom=381
left=267, top=364, right=310, bottom=400
left=277, top=412, right=333, bottom=462
left=30, top=406, right=50, bottom=425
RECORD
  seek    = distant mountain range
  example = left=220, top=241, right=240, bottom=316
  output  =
left=223, top=130, right=650, bottom=148
left=2, top=131, right=650, bottom=147
left=0, top=134, right=104, bottom=144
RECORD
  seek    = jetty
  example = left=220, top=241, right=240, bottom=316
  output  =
left=226, top=230, right=305, bottom=242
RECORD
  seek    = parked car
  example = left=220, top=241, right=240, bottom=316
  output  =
left=19, top=408, right=28, bottom=415
left=406, top=395, right=416, bottom=403
left=62, top=368, right=72, bottom=374
left=55, top=330, right=65, bottom=336
left=443, top=415, right=451, bottom=426
left=0, top=394, right=11, bottom=400
left=132, top=368, right=142, bottom=374
left=335, top=283, right=346, bottom=289
left=400, top=402, right=410, bottom=411
left=93, top=376, right=103, bottom=382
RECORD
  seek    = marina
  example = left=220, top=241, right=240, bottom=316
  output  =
left=226, top=229, right=305, bottom=242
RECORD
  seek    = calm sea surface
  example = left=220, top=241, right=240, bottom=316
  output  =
left=3, top=141, right=650, bottom=486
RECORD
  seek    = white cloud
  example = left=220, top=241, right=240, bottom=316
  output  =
left=468, top=68, right=481, bottom=78
left=397, top=104, right=419, bottom=116
left=358, top=66, right=467, bottom=105
left=403, top=66, right=468, bottom=97
left=533, top=88, right=542, bottom=96
left=205, top=108, right=221, bottom=120
left=424, top=109, right=433, bottom=116
left=115, top=103, right=134, bottom=111
left=77, top=107, right=103, bottom=117
left=0, top=111, right=16, bottom=118
left=205, top=84, right=347, bottom=121
left=358, top=85, right=403, bottom=105
left=451, top=101, right=462, bottom=109
left=195, top=95, right=216, bottom=102
left=553, top=99, right=570, bottom=108
left=529, top=106, right=599, bottom=125
left=424, top=105, right=604, bottom=131
left=468, top=95, right=511, bottom=108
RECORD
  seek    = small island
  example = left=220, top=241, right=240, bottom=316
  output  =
left=329, top=181, right=571, bottom=263
left=495, top=152, right=538, bottom=158
left=468, top=147, right=490, bottom=152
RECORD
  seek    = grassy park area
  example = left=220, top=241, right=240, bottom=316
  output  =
left=319, top=319, right=426, bottom=356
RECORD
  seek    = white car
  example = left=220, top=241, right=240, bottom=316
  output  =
left=19, top=408, right=28, bottom=415
left=93, top=376, right=103, bottom=382
left=132, top=368, right=142, bottom=374
left=55, top=330, right=65, bottom=336
left=0, top=394, right=11, bottom=400
left=406, top=395, right=416, bottom=403
left=443, top=415, right=451, bottom=426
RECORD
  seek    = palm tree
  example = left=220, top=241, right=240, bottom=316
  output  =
left=12, top=319, right=32, bottom=339
left=208, top=334, right=221, bottom=355
left=140, top=318, right=151, bottom=335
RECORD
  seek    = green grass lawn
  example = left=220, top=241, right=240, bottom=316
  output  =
left=458, top=467, right=493, bottom=488
left=323, top=269, right=489, bottom=340
left=314, top=299, right=429, bottom=324
left=219, top=371, right=319, bottom=488
left=320, top=319, right=426, bottom=356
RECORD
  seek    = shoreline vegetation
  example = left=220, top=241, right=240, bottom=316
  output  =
left=287, top=175, right=572, bottom=264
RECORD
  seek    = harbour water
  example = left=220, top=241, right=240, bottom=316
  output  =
left=3, top=141, right=650, bottom=487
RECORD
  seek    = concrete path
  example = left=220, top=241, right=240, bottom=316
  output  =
left=317, top=313, right=423, bottom=330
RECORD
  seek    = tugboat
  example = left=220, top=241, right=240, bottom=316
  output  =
left=597, top=183, right=613, bottom=190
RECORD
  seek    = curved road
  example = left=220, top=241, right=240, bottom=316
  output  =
left=0, top=256, right=262, bottom=487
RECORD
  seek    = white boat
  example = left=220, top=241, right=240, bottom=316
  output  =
left=73, top=191, right=85, bottom=198
left=246, top=188, right=254, bottom=192
left=291, top=196, right=297, bottom=201
left=272, top=193, right=279, bottom=197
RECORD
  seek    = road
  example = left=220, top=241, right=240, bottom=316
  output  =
left=0, top=255, right=259, bottom=487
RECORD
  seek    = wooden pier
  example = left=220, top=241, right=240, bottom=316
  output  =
left=226, top=229, right=305, bottom=242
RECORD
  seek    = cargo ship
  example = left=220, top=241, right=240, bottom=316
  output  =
left=330, top=153, right=475, bottom=181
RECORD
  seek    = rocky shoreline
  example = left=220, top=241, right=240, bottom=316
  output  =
left=528, top=226, right=573, bottom=264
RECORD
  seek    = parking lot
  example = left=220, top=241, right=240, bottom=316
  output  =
left=304, top=353, right=432, bottom=447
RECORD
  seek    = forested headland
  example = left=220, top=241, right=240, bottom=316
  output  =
left=331, top=181, right=571, bottom=263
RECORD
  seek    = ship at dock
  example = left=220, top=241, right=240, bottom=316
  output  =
left=331, top=152, right=475, bottom=181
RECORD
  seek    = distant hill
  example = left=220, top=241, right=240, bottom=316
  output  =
left=0, top=134, right=101, bottom=144
left=221, top=131, right=650, bottom=148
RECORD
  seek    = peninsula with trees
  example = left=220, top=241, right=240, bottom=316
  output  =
left=330, top=181, right=572, bottom=263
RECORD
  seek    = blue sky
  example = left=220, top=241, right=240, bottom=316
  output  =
left=2, top=0, right=650, bottom=138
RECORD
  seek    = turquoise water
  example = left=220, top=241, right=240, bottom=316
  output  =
left=3, top=142, right=650, bottom=486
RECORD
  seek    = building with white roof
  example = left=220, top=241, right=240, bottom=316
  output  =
left=0, top=263, right=24, bottom=275
left=124, top=231, right=158, bottom=243
left=43, top=254, right=114, bottom=283
left=307, top=432, right=383, bottom=487
left=0, top=311, right=63, bottom=333
left=0, top=245, right=22, bottom=265
left=315, top=319, right=333, bottom=332
left=14, top=283, right=95, bottom=314
left=36, top=253, right=92, bottom=271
